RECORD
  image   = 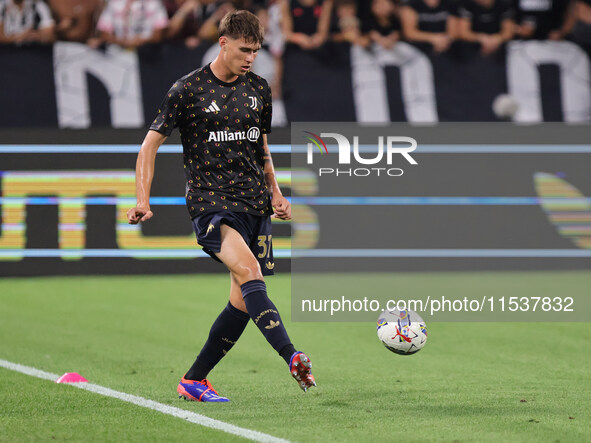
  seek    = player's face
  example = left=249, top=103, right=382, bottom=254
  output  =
left=221, top=37, right=260, bottom=77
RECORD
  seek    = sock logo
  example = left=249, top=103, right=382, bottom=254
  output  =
left=222, top=337, right=237, bottom=345
left=254, top=308, right=278, bottom=325
left=265, top=320, right=280, bottom=329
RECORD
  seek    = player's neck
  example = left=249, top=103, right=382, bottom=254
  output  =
left=210, top=57, right=239, bottom=84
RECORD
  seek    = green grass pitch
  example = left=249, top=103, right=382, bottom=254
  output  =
left=1, top=272, right=590, bottom=442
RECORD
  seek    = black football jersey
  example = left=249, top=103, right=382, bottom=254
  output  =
left=404, top=0, right=454, bottom=33
left=514, top=0, right=569, bottom=39
left=458, top=0, right=514, bottom=34
left=150, top=64, right=273, bottom=219
left=363, top=13, right=401, bottom=36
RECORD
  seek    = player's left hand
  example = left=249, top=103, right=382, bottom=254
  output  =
left=272, top=195, right=291, bottom=220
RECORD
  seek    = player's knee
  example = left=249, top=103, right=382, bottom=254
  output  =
left=232, top=261, right=263, bottom=285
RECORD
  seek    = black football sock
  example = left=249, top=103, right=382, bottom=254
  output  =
left=279, top=344, right=297, bottom=365
left=241, top=280, right=293, bottom=360
left=184, top=301, right=250, bottom=381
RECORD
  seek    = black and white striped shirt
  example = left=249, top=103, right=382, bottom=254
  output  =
left=0, top=0, right=54, bottom=36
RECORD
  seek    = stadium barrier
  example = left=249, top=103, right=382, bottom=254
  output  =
left=0, top=40, right=590, bottom=127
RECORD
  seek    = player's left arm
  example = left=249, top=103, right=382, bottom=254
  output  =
left=262, top=134, right=291, bottom=220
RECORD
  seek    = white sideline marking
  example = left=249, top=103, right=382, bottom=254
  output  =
left=0, top=359, right=290, bottom=443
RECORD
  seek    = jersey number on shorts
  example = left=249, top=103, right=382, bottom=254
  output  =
left=257, top=235, right=272, bottom=259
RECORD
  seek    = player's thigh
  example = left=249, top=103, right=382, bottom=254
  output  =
left=216, top=224, right=263, bottom=284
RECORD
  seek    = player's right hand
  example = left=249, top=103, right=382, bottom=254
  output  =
left=127, top=207, right=153, bottom=224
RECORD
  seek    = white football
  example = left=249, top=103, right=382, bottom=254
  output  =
left=492, top=94, right=519, bottom=120
left=376, top=309, right=427, bottom=355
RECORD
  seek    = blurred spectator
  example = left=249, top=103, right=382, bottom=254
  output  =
left=514, top=0, right=572, bottom=39
left=89, top=0, right=168, bottom=49
left=258, top=0, right=285, bottom=56
left=399, top=0, right=457, bottom=52
left=197, top=1, right=235, bottom=42
left=457, top=0, right=514, bottom=55
left=363, top=0, right=400, bottom=49
left=256, top=0, right=288, bottom=125
left=0, top=0, right=55, bottom=44
left=331, top=0, right=369, bottom=46
left=281, top=0, right=333, bottom=49
left=164, top=0, right=204, bottom=47
left=49, top=0, right=102, bottom=42
left=569, top=0, right=591, bottom=46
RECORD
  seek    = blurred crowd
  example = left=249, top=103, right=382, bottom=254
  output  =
left=2, top=0, right=591, bottom=54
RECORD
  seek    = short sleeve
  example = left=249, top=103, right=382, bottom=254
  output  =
left=96, top=3, right=114, bottom=33
left=149, top=0, right=169, bottom=30
left=35, top=1, right=55, bottom=29
left=500, top=1, right=514, bottom=20
left=261, top=82, right=272, bottom=134
left=150, top=81, right=185, bottom=136
left=458, top=5, right=471, bottom=19
left=448, top=0, right=462, bottom=17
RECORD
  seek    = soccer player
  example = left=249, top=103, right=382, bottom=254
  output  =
left=127, top=10, right=315, bottom=402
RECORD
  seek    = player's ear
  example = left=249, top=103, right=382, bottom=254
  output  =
left=219, top=36, right=228, bottom=49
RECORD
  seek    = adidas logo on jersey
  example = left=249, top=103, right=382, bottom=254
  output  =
left=204, top=101, right=221, bottom=113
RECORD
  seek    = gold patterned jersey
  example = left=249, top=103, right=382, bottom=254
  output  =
left=150, top=64, right=273, bottom=218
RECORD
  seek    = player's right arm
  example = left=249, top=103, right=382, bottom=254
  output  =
left=127, top=130, right=168, bottom=224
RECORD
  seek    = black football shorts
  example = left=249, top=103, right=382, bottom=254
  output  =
left=191, top=211, right=275, bottom=275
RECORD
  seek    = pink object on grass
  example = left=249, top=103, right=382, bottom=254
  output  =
left=56, top=372, right=88, bottom=383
